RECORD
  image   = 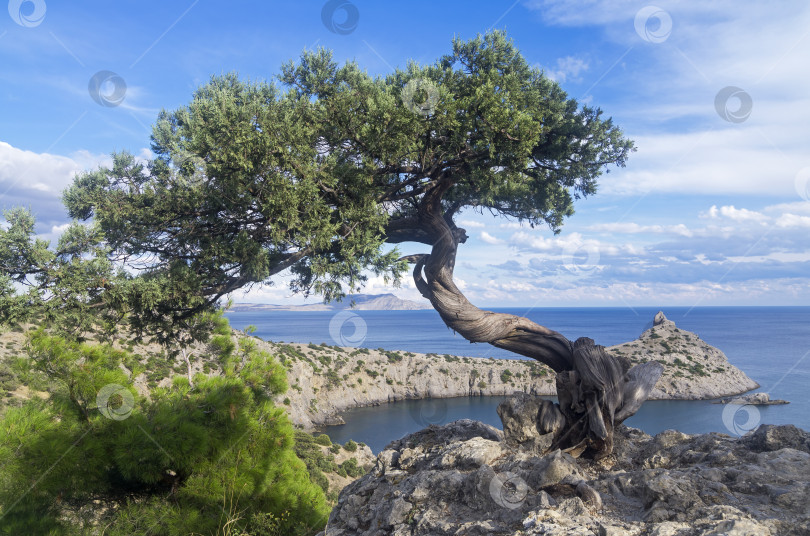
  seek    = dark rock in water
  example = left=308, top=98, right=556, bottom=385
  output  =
left=713, top=392, right=790, bottom=405
left=321, top=396, right=810, bottom=536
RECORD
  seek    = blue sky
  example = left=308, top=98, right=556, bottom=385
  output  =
left=1, top=1, right=809, bottom=307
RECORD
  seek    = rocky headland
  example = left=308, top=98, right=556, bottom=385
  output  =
left=266, top=312, right=760, bottom=429
left=321, top=403, right=810, bottom=535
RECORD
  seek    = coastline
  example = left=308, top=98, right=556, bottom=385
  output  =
left=259, top=312, right=760, bottom=429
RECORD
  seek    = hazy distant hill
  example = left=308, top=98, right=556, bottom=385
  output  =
left=229, top=293, right=432, bottom=312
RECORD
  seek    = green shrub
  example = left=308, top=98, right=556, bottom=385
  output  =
left=343, top=440, right=358, bottom=452
left=339, top=457, right=365, bottom=478
left=314, top=433, right=332, bottom=446
left=0, top=321, right=329, bottom=536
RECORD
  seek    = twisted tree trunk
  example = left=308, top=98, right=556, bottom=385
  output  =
left=405, top=182, right=663, bottom=460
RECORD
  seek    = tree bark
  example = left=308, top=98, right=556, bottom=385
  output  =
left=406, top=182, right=663, bottom=459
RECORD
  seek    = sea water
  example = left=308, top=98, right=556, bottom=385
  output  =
left=225, top=307, right=810, bottom=452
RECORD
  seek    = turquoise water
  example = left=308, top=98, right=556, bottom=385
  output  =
left=225, top=307, right=810, bottom=451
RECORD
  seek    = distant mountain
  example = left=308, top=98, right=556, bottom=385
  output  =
left=228, top=293, right=432, bottom=312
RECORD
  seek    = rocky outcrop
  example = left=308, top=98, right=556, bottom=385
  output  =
left=609, top=311, right=759, bottom=400
left=713, top=392, right=789, bottom=405
left=321, top=406, right=810, bottom=535
left=257, top=311, right=760, bottom=429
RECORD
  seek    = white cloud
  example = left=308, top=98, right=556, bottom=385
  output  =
left=0, top=141, right=115, bottom=201
left=459, top=219, right=485, bottom=228
left=523, top=2, right=810, bottom=198
left=546, top=56, right=589, bottom=83
left=0, top=141, right=84, bottom=198
left=775, top=213, right=810, bottom=228
left=705, top=205, right=768, bottom=223
left=602, top=129, right=806, bottom=197
left=764, top=201, right=810, bottom=216
left=499, top=222, right=526, bottom=230
left=587, top=222, right=693, bottom=237
left=509, top=231, right=640, bottom=257
left=480, top=231, right=504, bottom=245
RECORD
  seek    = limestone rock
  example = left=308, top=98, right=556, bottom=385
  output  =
left=609, top=312, right=759, bottom=401
left=742, top=423, right=810, bottom=453
left=243, top=311, right=761, bottom=430
left=497, top=393, right=558, bottom=451
left=714, top=392, right=789, bottom=405
left=323, top=418, right=810, bottom=536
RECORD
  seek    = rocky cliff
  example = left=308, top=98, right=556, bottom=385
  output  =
left=262, top=312, right=759, bottom=429
left=321, top=409, right=810, bottom=535
left=610, top=311, right=758, bottom=400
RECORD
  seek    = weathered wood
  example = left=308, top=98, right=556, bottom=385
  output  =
left=403, top=181, right=664, bottom=459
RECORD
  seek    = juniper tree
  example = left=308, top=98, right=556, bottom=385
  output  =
left=4, top=31, right=661, bottom=459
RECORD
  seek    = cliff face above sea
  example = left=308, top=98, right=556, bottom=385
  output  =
left=260, top=312, right=759, bottom=429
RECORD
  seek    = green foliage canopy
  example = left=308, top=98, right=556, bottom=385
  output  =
left=1, top=31, right=632, bottom=336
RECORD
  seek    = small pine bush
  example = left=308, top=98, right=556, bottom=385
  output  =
left=0, top=313, right=329, bottom=535
left=314, top=433, right=332, bottom=446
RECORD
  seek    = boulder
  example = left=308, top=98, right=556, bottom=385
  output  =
left=323, top=403, right=810, bottom=536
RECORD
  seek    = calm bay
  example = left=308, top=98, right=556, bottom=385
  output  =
left=225, top=306, right=810, bottom=452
